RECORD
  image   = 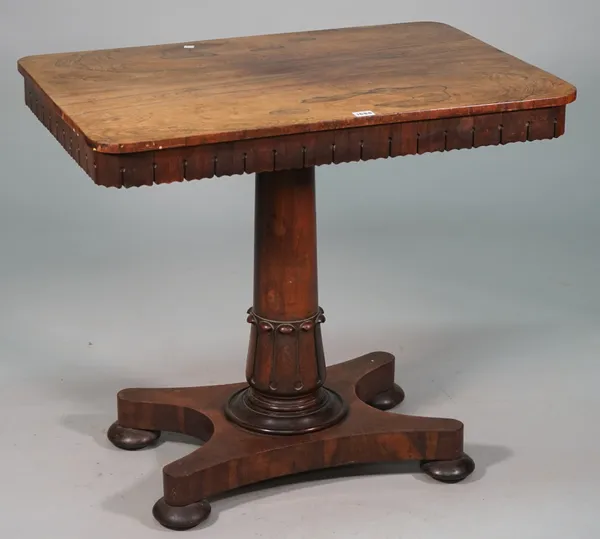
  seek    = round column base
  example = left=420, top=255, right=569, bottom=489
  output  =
left=224, top=386, right=347, bottom=435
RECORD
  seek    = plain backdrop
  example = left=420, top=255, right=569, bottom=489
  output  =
left=0, top=1, right=598, bottom=538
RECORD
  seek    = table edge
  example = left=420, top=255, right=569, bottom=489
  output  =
left=17, top=39, right=577, bottom=155
left=20, top=71, right=573, bottom=190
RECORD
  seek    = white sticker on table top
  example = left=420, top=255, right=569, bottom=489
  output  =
left=183, top=45, right=195, bottom=49
left=352, top=110, right=375, bottom=117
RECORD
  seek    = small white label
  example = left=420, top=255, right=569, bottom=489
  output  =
left=183, top=45, right=195, bottom=49
left=353, top=110, right=375, bottom=117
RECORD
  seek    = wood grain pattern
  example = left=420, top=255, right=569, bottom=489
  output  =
left=225, top=168, right=346, bottom=435
left=253, top=168, right=318, bottom=321
left=112, top=351, right=468, bottom=528
left=22, top=75, right=566, bottom=188
left=18, top=22, right=575, bottom=154
left=24, top=21, right=576, bottom=531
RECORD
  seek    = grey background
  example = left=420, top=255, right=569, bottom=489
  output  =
left=1, top=1, right=598, bottom=538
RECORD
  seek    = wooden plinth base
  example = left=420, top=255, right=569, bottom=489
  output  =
left=108, top=351, right=474, bottom=531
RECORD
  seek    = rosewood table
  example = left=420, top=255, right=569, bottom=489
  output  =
left=18, top=22, right=576, bottom=531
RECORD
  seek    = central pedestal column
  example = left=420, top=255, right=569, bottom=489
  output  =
left=225, top=167, right=347, bottom=434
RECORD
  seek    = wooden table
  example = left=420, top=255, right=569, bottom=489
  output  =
left=18, top=22, right=576, bottom=531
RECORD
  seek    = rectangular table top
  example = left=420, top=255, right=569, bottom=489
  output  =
left=18, top=22, right=575, bottom=155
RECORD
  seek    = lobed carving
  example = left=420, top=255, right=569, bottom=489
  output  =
left=245, top=307, right=326, bottom=396
left=23, top=75, right=567, bottom=189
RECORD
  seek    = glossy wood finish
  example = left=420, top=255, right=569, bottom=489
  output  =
left=17, top=22, right=575, bottom=153
left=20, top=79, right=568, bottom=188
left=367, top=383, right=406, bottom=411
left=421, top=453, right=476, bottom=484
left=111, top=351, right=468, bottom=530
left=106, top=422, right=160, bottom=450
left=253, top=168, right=318, bottom=320
left=19, top=20, right=576, bottom=532
left=226, top=168, right=346, bottom=434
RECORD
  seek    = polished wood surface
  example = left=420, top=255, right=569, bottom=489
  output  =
left=227, top=168, right=345, bottom=435
left=18, top=22, right=575, bottom=154
left=253, top=168, right=318, bottom=321
left=111, top=352, right=471, bottom=530
left=105, top=166, right=477, bottom=529
left=19, top=21, right=577, bottom=532
left=22, top=78, right=568, bottom=188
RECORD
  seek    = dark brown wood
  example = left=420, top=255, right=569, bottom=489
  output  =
left=152, top=498, right=211, bottom=531
left=367, top=383, right=406, bottom=411
left=112, top=351, right=469, bottom=530
left=421, top=453, right=476, bottom=484
left=225, top=168, right=346, bottom=434
left=19, top=76, right=568, bottom=188
left=106, top=422, right=160, bottom=450
left=18, top=20, right=576, bottom=533
left=253, top=168, right=318, bottom=320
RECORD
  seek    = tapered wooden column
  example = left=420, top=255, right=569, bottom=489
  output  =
left=225, top=167, right=347, bottom=434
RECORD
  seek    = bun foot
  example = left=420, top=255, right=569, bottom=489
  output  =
left=421, top=452, right=475, bottom=483
left=152, top=497, right=211, bottom=531
left=367, top=383, right=405, bottom=410
left=107, top=421, right=160, bottom=450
